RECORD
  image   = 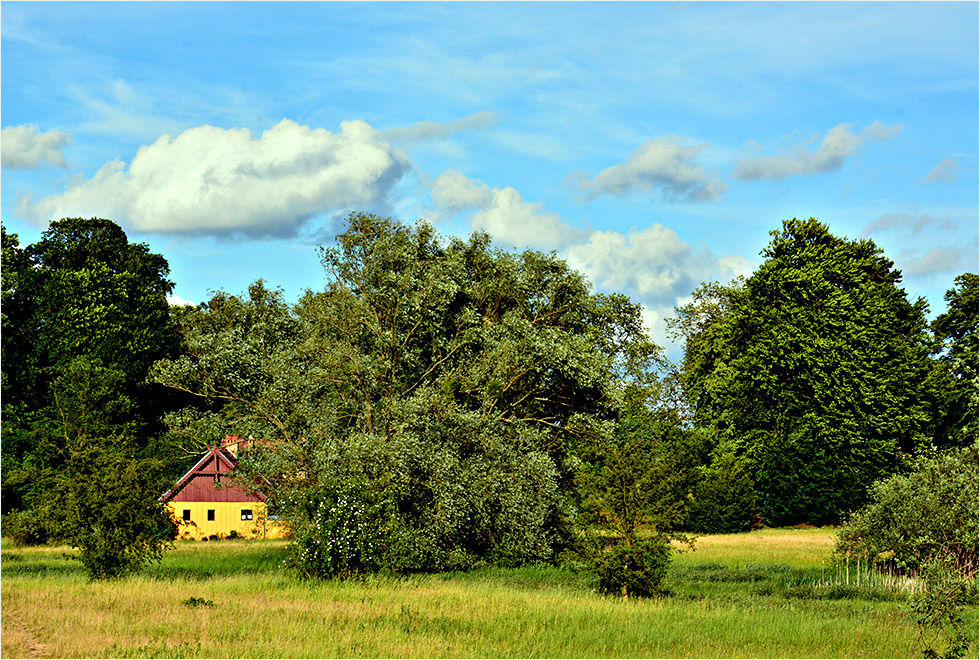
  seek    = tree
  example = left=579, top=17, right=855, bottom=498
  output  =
left=930, top=273, right=979, bottom=446
left=1, top=218, right=181, bottom=538
left=675, top=218, right=938, bottom=525
left=575, top=417, right=695, bottom=597
left=48, top=357, right=176, bottom=578
left=153, top=213, right=659, bottom=575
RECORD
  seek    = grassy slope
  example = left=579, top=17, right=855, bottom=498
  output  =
left=1, top=529, right=976, bottom=658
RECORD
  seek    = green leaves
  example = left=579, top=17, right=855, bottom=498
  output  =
left=2, top=218, right=181, bottom=538
left=676, top=218, right=940, bottom=525
left=155, top=213, right=662, bottom=575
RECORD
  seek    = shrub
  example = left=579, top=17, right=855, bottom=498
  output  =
left=908, top=549, right=979, bottom=659
left=835, top=442, right=978, bottom=572
left=284, top=482, right=397, bottom=580
left=592, top=536, right=672, bottom=598
left=1, top=508, right=61, bottom=546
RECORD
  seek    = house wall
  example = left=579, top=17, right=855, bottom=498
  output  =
left=166, top=501, right=286, bottom=540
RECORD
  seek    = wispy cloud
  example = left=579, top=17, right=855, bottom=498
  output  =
left=896, top=244, right=977, bottom=277
left=920, top=158, right=958, bottom=183
left=18, top=119, right=411, bottom=237
left=1, top=124, right=72, bottom=169
left=384, top=111, right=500, bottom=143
left=862, top=212, right=955, bottom=236
left=733, top=121, right=902, bottom=181
left=574, top=137, right=727, bottom=203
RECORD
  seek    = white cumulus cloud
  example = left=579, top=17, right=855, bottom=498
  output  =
left=566, top=224, right=751, bottom=308
left=166, top=294, right=197, bottom=307
left=430, top=169, right=586, bottom=250
left=733, top=121, right=902, bottom=181
left=575, top=137, right=727, bottom=203
left=18, top=119, right=411, bottom=237
left=565, top=224, right=753, bottom=350
left=1, top=124, right=72, bottom=169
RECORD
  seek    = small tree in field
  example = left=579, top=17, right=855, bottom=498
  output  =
left=51, top=358, right=176, bottom=578
left=578, top=419, right=692, bottom=597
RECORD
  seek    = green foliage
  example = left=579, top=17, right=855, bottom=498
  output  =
left=1, top=219, right=181, bottom=533
left=908, top=551, right=978, bottom=659
left=835, top=443, right=979, bottom=573
left=592, top=536, right=673, bottom=598
left=153, top=213, right=660, bottom=576
left=577, top=418, right=699, bottom=542
left=674, top=218, right=940, bottom=525
left=930, top=273, right=979, bottom=447
left=687, top=452, right=760, bottom=534
left=575, top=416, right=692, bottom=597
left=284, top=481, right=397, bottom=580
left=49, top=357, right=176, bottom=579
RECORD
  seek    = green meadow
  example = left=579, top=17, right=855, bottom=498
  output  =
left=2, top=528, right=976, bottom=659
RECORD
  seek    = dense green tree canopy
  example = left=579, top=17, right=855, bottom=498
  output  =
left=930, top=273, right=979, bottom=446
left=1, top=218, right=180, bottom=529
left=2, top=218, right=177, bottom=412
left=152, top=213, right=661, bottom=573
left=676, top=218, right=939, bottom=525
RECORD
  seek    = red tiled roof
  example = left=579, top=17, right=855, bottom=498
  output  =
left=160, top=437, right=270, bottom=503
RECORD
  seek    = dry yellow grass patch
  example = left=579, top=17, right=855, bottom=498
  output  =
left=674, top=526, right=836, bottom=567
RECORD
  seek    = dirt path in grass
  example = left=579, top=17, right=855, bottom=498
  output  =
left=0, top=609, right=50, bottom=658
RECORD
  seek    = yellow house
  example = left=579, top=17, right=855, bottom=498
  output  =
left=161, top=436, right=286, bottom=540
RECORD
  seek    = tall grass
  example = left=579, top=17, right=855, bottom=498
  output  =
left=2, top=531, right=976, bottom=658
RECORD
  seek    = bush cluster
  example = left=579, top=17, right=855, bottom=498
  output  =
left=284, top=485, right=395, bottom=580
left=591, top=537, right=673, bottom=598
left=835, top=442, right=979, bottom=572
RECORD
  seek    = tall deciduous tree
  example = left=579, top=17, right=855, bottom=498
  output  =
left=930, top=273, right=979, bottom=446
left=677, top=218, right=938, bottom=525
left=1, top=218, right=180, bottom=535
left=153, top=213, right=660, bottom=574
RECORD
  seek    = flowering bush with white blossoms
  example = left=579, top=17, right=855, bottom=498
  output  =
left=285, top=484, right=395, bottom=580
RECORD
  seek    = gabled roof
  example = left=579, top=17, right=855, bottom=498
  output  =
left=160, top=440, right=268, bottom=503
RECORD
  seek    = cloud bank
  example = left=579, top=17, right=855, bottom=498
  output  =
left=565, top=224, right=750, bottom=308
left=428, top=168, right=750, bottom=349
left=19, top=119, right=411, bottom=237
left=897, top=244, right=977, bottom=277
left=862, top=212, right=954, bottom=237
left=1, top=124, right=72, bottom=169
left=575, top=137, right=727, bottom=203
left=733, top=121, right=902, bottom=181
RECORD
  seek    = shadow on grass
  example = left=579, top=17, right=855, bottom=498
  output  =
left=0, top=559, right=83, bottom=578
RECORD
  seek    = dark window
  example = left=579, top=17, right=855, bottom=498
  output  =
left=241, top=509, right=253, bottom=521
left=182, top=509, right=191, bottom=521
left=207, top=510, right=215, bottom=521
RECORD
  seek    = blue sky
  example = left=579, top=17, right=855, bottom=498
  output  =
left=2, top=1, right=977, bottom=358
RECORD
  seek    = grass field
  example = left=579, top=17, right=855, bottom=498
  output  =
left=2, top=528, right=977, bottom=658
